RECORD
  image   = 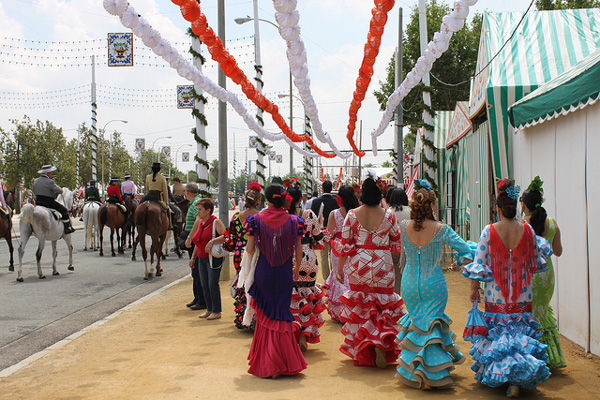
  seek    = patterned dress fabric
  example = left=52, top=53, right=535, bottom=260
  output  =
left=226, top=212, right=251, bottom=330
left=335, top=208, right=405, bottom=367
left=291, top=210, right=327, bottom=343
left=396, top=221, right=473, bottom=389
left=532, top=218, right=566, bottom=369
left=324, top=209, right=350, bottom=321
left=245, top=212, right=308, bottom=378
left=463, top=224, right=553, bottom=389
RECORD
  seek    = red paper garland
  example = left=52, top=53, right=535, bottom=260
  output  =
left=176, top=1, right=337, bottom=158
left=346, top=0, right=395, bottom=156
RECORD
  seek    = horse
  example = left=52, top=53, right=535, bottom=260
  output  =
left=98, top=202, right=127, bottom=256
left=132, top=201, right=169, bottom=280
left=82, top=202, right=101, bottom=251
left=16, top=187, right=74, bottom=282
left=162, top=202, right=184, bottom=259
left=3, top=190, right=15, bottom=210
left=123, top=194, right=138, bottom=249
left=0, top=209, right=14, bottom=271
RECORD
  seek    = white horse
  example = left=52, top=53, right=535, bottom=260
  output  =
left=17, top=187, right=74, bottom=282
left=82, top=202, right=101, bottom=251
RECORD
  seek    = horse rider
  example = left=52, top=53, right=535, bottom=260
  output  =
left=106, top=177, right=128, bottom=217
left=32, top=164, right=75, bottom=235
left=141, top=162, right=171, bottom=228
left=85, top=180, right=102, bottom=203
left=121, top=173, right=137, bottom=201
left=171, top=177, right=185, bottom=202
left=164, top=175, right=181, bottom=230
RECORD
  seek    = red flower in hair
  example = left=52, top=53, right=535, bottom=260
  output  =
left=352, top=183, right=360, bottom=194
left=376, top=178, right=389, bottom=194
left=283, top=176, right=299, bottom=188
left=248, top=181, right=261, bottom=192
left=284, top=193, right=293, bottom=209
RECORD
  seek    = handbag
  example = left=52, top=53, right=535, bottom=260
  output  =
left=210, top=218, right=228, bottom=258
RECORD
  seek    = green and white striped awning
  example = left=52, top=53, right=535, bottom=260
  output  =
left=469, top=9, right=600, bottom=180
left=433, top=111, right=453, bottom=149
left=508, top=48, right=600, bottom=128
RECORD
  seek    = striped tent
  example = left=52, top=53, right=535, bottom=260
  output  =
left=469, top=9, right=600, bottom=181
left=432, top=111, right=453, bottom=222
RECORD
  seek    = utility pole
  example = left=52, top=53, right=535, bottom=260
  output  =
left=395, top=7, right=404, bottom=188
left=217, top=0, right=230, bottom=280
left=418, top=0, right=434, bottom=185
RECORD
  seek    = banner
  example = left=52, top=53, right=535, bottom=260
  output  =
left=268, top=151, right=276, bottom=161
left=162, top=146, right=171, bottom=159
left=177, top=85, right=194, bottom=109
left=135, top=138, right=145, bottom=151
left=107, top=33, right=133, bottom=67
left=182, top=152, right=189, bottom=162
left=276, top=154, right=282, bottom=163
left=248, top=136, right=258, bottom=148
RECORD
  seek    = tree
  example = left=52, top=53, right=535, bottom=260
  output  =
left=381, top=160, right=393, bottom=168
left=536, top=0, right=600, bottom=9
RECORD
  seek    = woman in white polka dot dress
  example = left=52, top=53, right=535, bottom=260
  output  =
left=463, top=179, right=553, bottom=398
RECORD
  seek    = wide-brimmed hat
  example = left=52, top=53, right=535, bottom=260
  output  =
left=152, top=162, right=161, bottom=170
left=89, top=180, right=96, bottom=185
left=124, top=174, right=131, bottom=179
left=110, top=177, right=120, bottom=182
left=38, top=165, right=57, bottom=174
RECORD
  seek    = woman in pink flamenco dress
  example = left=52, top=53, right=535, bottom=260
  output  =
left=335, top=177, right=405, bottom=368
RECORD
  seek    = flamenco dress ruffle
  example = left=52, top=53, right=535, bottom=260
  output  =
left=291, top=283, right=327, bottom=343
left=248, top=300, right=307, bottom=378
left=339, top=289, right=405, bottom=366
left=323, top=244, right=350, bottom=322
left=535, top=304, right=566, bottom=369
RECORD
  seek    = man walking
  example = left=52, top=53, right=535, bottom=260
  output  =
left=311, top=180, right=339, bottom=280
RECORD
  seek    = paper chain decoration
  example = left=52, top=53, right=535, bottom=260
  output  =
left=103, top=0, right=321, bottom=158
left=104, top=0, right=478, bottom=159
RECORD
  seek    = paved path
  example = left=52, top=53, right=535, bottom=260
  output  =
left=0, top=263, right=598, bottom=400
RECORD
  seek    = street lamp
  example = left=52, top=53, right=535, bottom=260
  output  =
left=101, top=119, right=128, bottom=190
left=151, top=136, right=173, bottom=162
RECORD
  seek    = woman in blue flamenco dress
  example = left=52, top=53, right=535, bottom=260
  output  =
left=463, top=179, right=553, bottom=398
left=395, top=180, right=473, bottom=390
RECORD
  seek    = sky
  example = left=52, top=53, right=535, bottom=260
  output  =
left=0, top=0, right=531, bottom=178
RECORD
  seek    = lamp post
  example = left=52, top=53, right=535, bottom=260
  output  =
left=151, top=136, right=172, bottom=163
left=174, top=144, right=193, bottom=178
left=101, top=119, right=127, bottom=191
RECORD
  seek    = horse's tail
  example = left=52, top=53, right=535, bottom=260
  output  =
left=100, top=206, right=108, bottom=225
left=20, top=203, right=35, bottom=224
left=135, top=202, right=147, bottom=226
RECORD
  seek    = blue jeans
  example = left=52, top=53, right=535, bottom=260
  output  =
left=198, top=257, right=222, bottom=313
left=191, top=259, right=206, bottom=306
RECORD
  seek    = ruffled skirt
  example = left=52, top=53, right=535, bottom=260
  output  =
left=396, top=314, right=463, bottom=389
left=468, top=311, right=551, bottom=389
left=248, top=300, right=307, bottom=378
left=323, top=254, right=350, bottom=321
left=291, top=283, right=327, bottom=343
left=339, top=289, right=405, bottom=366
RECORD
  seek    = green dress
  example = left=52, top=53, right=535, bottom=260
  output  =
left=532, top=217, right=566, bottom=369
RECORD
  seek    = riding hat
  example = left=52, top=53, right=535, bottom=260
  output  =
left=38, top=165, right=57, bottom=174
left=124, top=174, right=131, bottom=179
left=89, top=180, right=96, bottom=186
left=152, top=162, right=161, bottom=169
left=110, top=177, right=120, bottom=182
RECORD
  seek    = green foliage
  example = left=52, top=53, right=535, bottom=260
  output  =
left=536, top=0, right=600, bottom=9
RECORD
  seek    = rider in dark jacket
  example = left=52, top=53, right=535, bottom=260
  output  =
left=84, top=180, right=101, bottom=202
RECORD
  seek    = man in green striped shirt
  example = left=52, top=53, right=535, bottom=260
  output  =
left=182, top=182, right=205, bottom=310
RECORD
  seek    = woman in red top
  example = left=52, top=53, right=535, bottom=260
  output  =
left=189, top=198, right=226, bottom=320
left=106, top=177, right=127, bottom=215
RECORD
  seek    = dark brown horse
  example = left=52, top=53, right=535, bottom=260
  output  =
left=132, top=201, right=169, bottom=280
left=98, top=203, right=126, bottom=256
left=0, top=210, right=14, bottom=271
left=123, top=194, right=138, bottom=249
left=3, top=190, right=15, bottom=210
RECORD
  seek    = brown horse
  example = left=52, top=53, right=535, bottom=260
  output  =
left=123, top=194, right=138, bottom=249
left=98, top=203, right=127, bottom=256
left=132, top=201, right=169, bottom=280
left=0, top=210, right=14, bottom=271
left=3, top=190, right=15, bottom=210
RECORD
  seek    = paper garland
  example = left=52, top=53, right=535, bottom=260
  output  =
left=102, top=0, right=321, bottom=158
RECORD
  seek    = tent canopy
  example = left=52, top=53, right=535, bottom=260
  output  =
left=469, top=8, right=600, bottom=180
left=508, top=48, right=600, bottom=128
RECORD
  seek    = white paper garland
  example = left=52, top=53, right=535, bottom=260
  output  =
left=102, top=0, right=320, bottom=158
left=370, top=0, right=478, bottom=155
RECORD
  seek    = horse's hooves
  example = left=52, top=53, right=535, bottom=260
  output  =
left=8, top=265, right=14, bottom=272
left=53, top=271, right=60, bottom=276
left=178, top=253, right=183, bottom=259
left=131, top=256, right=136, bottom=261
left=156, top=271, right=162, bottom=277
left=144, top=275, right=149, bottom=280
left=128, top=245, right=132, bottom=249
left=99, top=253, right=104, bottom=257
left=161, top=255, right=166, bottom=260
left=39, top=275, right=46, bottom=279
left=16, top=277, right=23, bottom=282
left=83, top=248, right=87, bottom=251
left=68, top=266, right=74, bottom=271
left=112, top=253, right=116, bottom=257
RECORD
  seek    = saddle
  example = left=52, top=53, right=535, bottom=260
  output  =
left=143, top=200, right=170, bottom=214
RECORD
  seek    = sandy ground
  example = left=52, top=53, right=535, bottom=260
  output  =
left=0, top=256, right=598, bottom=400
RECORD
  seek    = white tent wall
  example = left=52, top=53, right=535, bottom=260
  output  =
left=514, top=101, right=600, bottom=354
left=463, top=124, right=490, bottom=241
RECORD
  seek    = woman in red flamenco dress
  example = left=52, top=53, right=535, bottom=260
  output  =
left=335, top=177, right=405, bottom=368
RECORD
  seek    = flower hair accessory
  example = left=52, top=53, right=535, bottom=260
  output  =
left=414, top=179, right=431, bottom=191
left=527, top=176, right=544, bottom=194
left=283, top=193, right=293, bottom=209
left=352, top=183, right=360, bottom=194
left=376, top=178, right=389, bottom=194
left=248, top=181, right=261, bottom=192
left=365, top=168, right=378, bottom=181
left=283, top=176, right=299, bottom=188
left=497, top=178, right=520, bottom=201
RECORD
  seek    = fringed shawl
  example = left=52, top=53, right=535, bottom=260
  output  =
left=254, top=214, right=299, bottom=267
left=489, top=224, right=537, bottom=303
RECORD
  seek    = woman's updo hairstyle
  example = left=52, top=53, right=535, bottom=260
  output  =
left=286, top=185, right=302, bottom=215
left=360, top=178, right=382, bottom=206
left=409, top=188, right=436, bottom=231
left=245, top=181, right=262, bottom=208
left=338, top=185, right=359, bottom=211
left=265, top=183, right=286, bottom=208
left=521, top=176, right=547, bottom=235
left=495, top=178, right=518, bottom=219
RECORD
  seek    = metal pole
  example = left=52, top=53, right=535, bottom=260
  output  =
left=91, top=55, right=98, bottom=181
left=289, top=71, right=293, bottom=175
left=395, top=7, right=404, bottom=188
left=218, top=0, right=230, bottom=280
left=418, top=0, right=434, bottom=184
left=252, top=0, right=266, bottom=188
left=109, top=134, right=113, bottom=179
